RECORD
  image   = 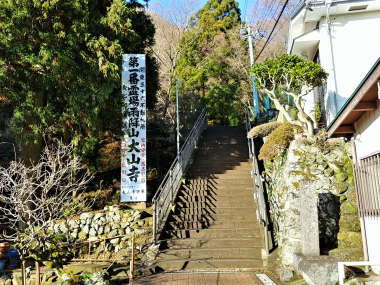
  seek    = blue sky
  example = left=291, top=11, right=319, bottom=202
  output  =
left=147, top=0, right=248, bottom=8
left=145, top=0, right=252, bottom=21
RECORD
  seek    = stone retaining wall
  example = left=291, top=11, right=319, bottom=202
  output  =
left=51, top=206, right=153, bottom=255
left=265, top=136, right=361, bottom=266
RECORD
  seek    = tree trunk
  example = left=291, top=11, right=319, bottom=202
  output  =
left=293, top=95, right=314, bottom=136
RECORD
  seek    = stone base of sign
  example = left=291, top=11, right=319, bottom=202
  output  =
left=125, top=202, right=147, bottom=210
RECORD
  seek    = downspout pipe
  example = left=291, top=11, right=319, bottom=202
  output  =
left=326, top=0, right=339, bottom=116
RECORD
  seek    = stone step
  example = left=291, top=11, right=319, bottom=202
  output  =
left=168, top=220, right=260, bottom=230
left=164, top=237, right=263, bottom=249
left=172, top=209, right=256, bottom=222
left=175, top=200, right=255, bottom=208
left=159, top=247, right=262, bottom=259
left=174, top=207, right=257, bottom=216
left=180, top=185, right=253, bottom=193
left=188, top=174, right=252, bottom=181
left=176, top=194, right=254, bottom=202
left=155, top=258, right=263, bottom=271
left=164, top=228, right=261, bottom=239
left=175, top=193, right=253, bottom=202
left=192, top=160, right=251, bottom=164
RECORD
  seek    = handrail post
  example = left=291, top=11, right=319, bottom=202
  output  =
left=152, top=108, right=207, bottom=244
left=169, top=169, right=173, bottom=202
left=153, top=203, right=157, bottom=243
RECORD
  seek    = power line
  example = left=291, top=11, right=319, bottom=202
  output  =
left=255, top=0, right=291, bottom=61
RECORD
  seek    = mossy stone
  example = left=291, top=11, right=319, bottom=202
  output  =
left=78, top=231, right=88, bottom=240
left=335, top=172, right=348, bottom=183
left=341, top=201, right=358, bottom=215
left=324, top=168, right=335, bottom=177
left=336, top=182, right=349, bottom=194
left=339, top=214, right=361, bottom=232
left=329, top=248, right=363, bottom=261
left=338, top=231, right=363, bottom=248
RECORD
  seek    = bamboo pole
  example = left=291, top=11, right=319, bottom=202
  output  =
left=129, top=234, right=135, bottom=283
left=35, top=261, right=40, bottom=285
left=21, top=260, right=26, bottom=285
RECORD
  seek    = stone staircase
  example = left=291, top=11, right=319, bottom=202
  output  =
left=156, top=126, right=264, bottom=272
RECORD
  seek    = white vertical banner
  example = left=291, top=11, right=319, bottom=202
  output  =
left=121, top=54, right=147, bottom=202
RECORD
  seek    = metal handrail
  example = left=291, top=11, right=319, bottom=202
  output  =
left=245, top=108, right=271, bottom=255
left=152, top=109, right=207, bottom=242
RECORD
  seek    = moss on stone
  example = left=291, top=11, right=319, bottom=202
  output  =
left=341, top=201, right=358, bottom=215
left=329, top=248, right=363, bottom=261
left=339, top=214, right=361, bottom=232
left=335, top=182, right=349, bottom=194
left=259, top=123, right=303, bottom=161
left=337, top=232, right=363, bottom=248
left=335, top=172, right=348, bottom=183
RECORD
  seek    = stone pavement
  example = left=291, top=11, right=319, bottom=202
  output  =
left=133, top=272, right=264, bottom=285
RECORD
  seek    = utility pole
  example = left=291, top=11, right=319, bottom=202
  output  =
left=240, top=24, right=263, bottom=118
left=176, top=80, right=180, bottom=156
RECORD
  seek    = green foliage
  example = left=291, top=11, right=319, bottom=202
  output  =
left=251, top=54, right=328, bottom=135
left=247, top=121, right=281, bottom=139
left=251, top=54, right=327, bottom=94
left=259, top=123, right=302, bottom=161
left=175, top=0, right=247, bottom=125
left=0, top=0, right=158, bottom=163
left=16, top=231, right=75, bottom=268
left=191, top=0, right=241, bottom=33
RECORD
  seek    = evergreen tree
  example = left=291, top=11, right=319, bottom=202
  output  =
left=193, top=0, right=241, bottom=33
left=0, top=0, right=158, bottom=163
left=174, top=0, right=247, bottom=125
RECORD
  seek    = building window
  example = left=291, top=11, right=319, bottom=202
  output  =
left=355, top=152, right=380, bottom=217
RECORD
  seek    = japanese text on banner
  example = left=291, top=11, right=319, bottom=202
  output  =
left=121, top=54, right=147, bottom=202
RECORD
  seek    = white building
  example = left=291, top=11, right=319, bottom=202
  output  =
left=288, top=0, right=380, bottom=267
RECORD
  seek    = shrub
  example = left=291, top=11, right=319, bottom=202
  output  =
left=259, top=123, right=303, bottom=161
left=247, top=121, right=282, bottom=139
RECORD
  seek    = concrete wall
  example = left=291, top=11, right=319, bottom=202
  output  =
left=354, top=102, right=380, bottom=159
left=289, top=9, right=380, bottom=125
left=318, top=10, right=380, bottom=124
left=354, top=103, right=380, bottom=263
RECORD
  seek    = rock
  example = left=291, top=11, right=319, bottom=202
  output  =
left=142, top=244, right=160, bottom=266
left=80, top=212, right=94, bottom=221
left=337, top=232, right=363, bottom=248
left=109, top=230, right=118, bottom=237
left=344, top=278, right=364, bottom=285
left=110, top=238, right=120, bottom=245
left=277, top=268, right=294, bottom=281
left=88, top=236, right=98, bottom=242
left=372, top=266, right=380, bottom=275
left=70, top=230, right=78, bottom=239
left=82, top=225, right=90, bottom=234
left=294, top=255, right=339, bottom=285
left=78, top=231, right=88, bottom=240
left=60, top=224, right=69, bottom=234
left=93, top=213, right=106, bottom=220
left=112, top=214, right=121, bottom=222
left=89, top=227, right=97, bottom=237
